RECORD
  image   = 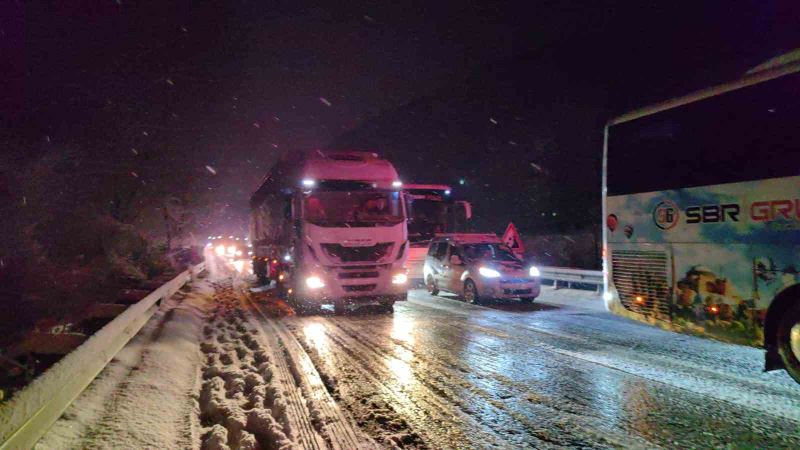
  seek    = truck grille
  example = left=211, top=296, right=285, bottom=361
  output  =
left=321, top=243, right=393, bottom=262
left=611, top=249, right=671, bottom=319
left=342, top=284, right=376, bottom=292
left=338, top=271, right=380, bottom=279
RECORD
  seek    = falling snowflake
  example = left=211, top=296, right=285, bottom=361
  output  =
left=131, top=148, right=138, bottom=155
left=22, top=196, right=27, bottom=206
left=489, top=117, right=498, bottom=125
left=319, top=97, right=332, bottom=107
left=181, top=26, right=188, bottom=32
left=166, top=79, right=174, bottom=86
left=130, top=171, right=138, bottom=178
left=205, top=165, right=217, bottom=175
left=271, top=143, right=279, bottom=148
left=273, top=116, right=280, bottom=122
left=508, top=141, right=517, bottom=146
left=364, top=15, right=374, bottom=22
left=45, top=135, right=51, bottom=142
left=253, top=122, right=261, bottom=128
left=530, top=162, right=543, bottom=173
left=142, top=131, right=149, bottom=136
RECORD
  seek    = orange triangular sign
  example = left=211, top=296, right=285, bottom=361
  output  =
left=502, top=222, right=524, bottom=256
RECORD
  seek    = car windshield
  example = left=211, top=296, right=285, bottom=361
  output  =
left=462, top=243, right=519, bottom=262
left=303, top=190, right=404, bottom=227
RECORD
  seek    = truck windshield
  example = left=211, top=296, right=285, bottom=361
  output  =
left=303, top=190, right=404, bottom=227
left=462, top=243, right=519, bottom=262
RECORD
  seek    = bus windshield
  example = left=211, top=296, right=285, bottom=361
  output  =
left=607, top=71, right=800, bottom=196
left=407, top=199, right=448, bottom=242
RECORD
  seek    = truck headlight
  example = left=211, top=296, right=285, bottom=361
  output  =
left=529, top=266, right=541, bottom=277
left=215, top=245, right=226, bottom=256
left=479, top=267, right=501, bottom=278
left=305, top=276, right=325, bottom=289
left=392, top=272, right=408, bottom=284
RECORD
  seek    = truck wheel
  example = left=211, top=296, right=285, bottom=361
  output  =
left=463, top=279, right=481, bottom=304
left=426, top=276, right=439, bottom=296
left=777, top=302, right=800, bottom=384
left=380, top=302, right=394, bottom=314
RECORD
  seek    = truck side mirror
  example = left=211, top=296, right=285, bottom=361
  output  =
left=450, top=255, right=463, bottom=265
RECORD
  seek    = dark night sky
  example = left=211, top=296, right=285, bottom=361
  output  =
left=4, top=1, right=799, bottom=237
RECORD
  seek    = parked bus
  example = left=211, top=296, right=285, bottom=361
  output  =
left=602, top=55, right=800, bottom=382
left=403, top=184, right=471, bottom=282
left=249, top=150, right=408, bottom=314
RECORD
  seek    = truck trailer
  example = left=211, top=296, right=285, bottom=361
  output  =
left=249, top=150, right=409, bottom=313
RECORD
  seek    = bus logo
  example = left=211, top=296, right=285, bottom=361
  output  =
left=653, top=200, right=679, bottom=230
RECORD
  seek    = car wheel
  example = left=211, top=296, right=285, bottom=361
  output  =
left=464, top=279, right=480, bottom=304
left=334, top=299, right=347, bottom=315
left=426, top=276, right=439, bottom=296
left=777, top=302, right=800, bottom=384
left=520, top=296, right=535, bottom=304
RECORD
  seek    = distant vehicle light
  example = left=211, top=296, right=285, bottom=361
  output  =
left=392, top=272, right=408, bottom=284
left=206, top=243, right=212, bottom=247
left=229, top=235, right=234, bottom=239
left=603, top=292, right=613, bottom=302
left=444, top=190, right=451, bottom=195
left=278, top=274, right=285, bottom=281
left=235, top=250, right=243, bottom=256
left=247, top=243, right=252, bottom=248
left=306, top=276, right=325, bottom=289
left=217, top=235, right=222, bottom=239
left=207, top=236, right=213, bottom=240
left=215, top=245, right=226, bottom=256
left=284, top=254, right=292, bottom=261
left=235, top=237, right=240, bottom=240
left=227, top=246, right=237, bottom=254
left=392, top=180, right=403, bottom=188
left=244, top=237, right=248, bottom=240
left=529, top=266, right=541, bottom=277
left=248, top=251, right=253, bottom=255
left=302, top=179, right=316, bottom=188
left=479, top=267, right=501, bottom=278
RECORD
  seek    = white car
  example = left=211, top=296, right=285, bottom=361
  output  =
left=422, top=234, right=541, bottom=303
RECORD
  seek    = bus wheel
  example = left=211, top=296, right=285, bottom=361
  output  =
left=777, top=302, right=800, bottom=384
left=426, top=276, right=439, bottom=296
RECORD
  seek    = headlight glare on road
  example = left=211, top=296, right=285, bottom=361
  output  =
left=305, top=276, right=325, bottom=289
left=215, top=245, right=226, bottom=256
left=479, top=267, right=501, bottom=278
left=529, top=266, right=541, bottom=277
left=392, top=272, right=408, bottom=284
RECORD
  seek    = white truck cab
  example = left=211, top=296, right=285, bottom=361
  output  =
left=250, top=151, right=409, bottom=313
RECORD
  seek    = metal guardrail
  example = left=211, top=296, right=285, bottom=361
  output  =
left=539, top=266, right=603, bottom=292
left=0, top=262, right=205, bottom=450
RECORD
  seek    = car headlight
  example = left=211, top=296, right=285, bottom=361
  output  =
left=392, top=272, right=408, bottom=284
left=479, top=267, right=501, bottom=278
left=529, top=266, right=541, bottom=277
left=305, top=276, right=325, bottom=289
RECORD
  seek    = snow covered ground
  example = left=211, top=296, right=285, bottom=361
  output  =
left=37, top=259, right=800, bottom=449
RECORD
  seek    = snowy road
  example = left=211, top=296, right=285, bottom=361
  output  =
left=38, top=261, right=800, bottom=449
left=281, top=288, right=800, bottom=449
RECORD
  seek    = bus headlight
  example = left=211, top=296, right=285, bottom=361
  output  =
left=305, top=276, right=325, bottom=289
left=392, top=272, right=408, bottom=284
left=479, top=267, right=501, bottom=278
left=529, top=266, right=541, bottom=277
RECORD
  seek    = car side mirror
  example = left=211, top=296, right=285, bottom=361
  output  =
left=450, top=255, right=463, bottom=265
